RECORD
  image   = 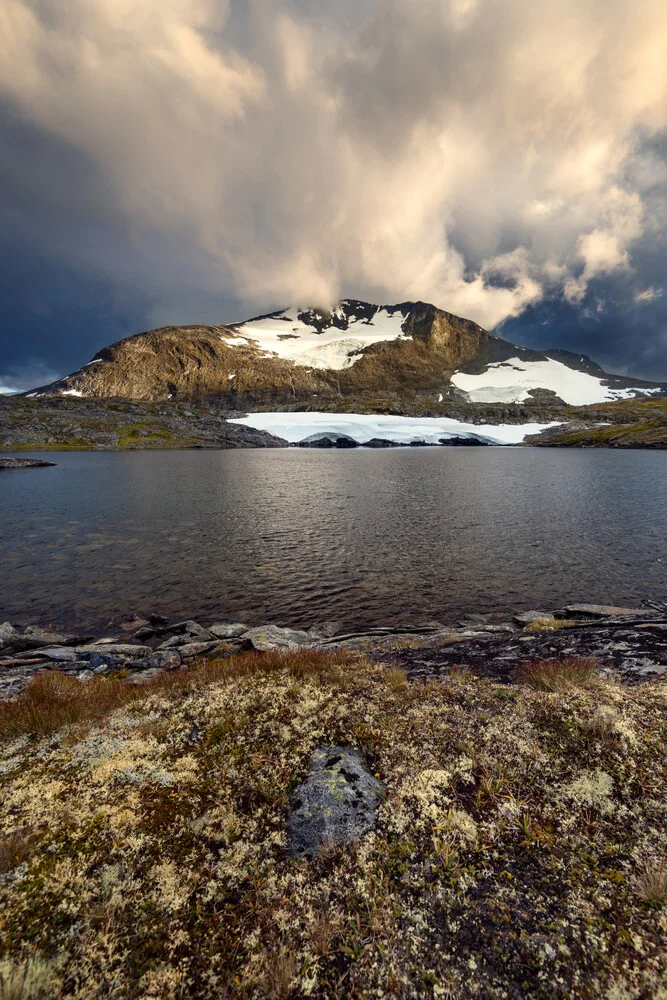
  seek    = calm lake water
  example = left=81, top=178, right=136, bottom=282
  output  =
left=1, top=448, right=666, bottom=631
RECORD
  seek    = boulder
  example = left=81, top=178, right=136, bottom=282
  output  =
left=244, top=625, right=313, bottom=651
left=286, top=746, right=384, bottom=860
left=207, top=623, right=249, bottom=639
left=0, top=622, right=21, bottom=646
left=513, top=611, right=557, bottom=626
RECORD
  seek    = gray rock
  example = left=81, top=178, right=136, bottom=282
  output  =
left=244, top=625, right=313, bottom=651
left=457, top=613, right=492, bottom=627
left=307, top=621, right=342, bottom=640
left=178, top=641, right=220, bottom=659
left=149, top=649, right=182, bottom=670
left=556, top=603, right=659, bottom=620
left=37, top=646, right=79, bottom=661
left=127, top=668, right=165, bottom=685
left=88, top=652, right=127, bottom=674
left=513, top=611, right=557, bottom=626
left=208, top=641, right=241, bottom=658
left=156, top=635, right=189, bottom=649
left=0, top=622, right=21, bottom=644
left=286, top=746, right=384, bottom=860
left=23, top=626, right=82, bottom=646
left=75, top=643, right=153, bottom=657
left=169, top=621, right=215, bottom=640
left=207, top=623, right=249, bottom=639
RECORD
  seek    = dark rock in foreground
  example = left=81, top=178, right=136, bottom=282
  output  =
left=0, top=457, right=56, bottom=469
left=286, top=746, right=384, bottom=859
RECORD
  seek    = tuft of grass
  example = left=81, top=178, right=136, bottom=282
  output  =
left=259, top=948, right=296, bottom=1000
left=0, top=650, right=361, bottom=738
left=517, top=655, right=602, bottom=692
left=0, top=831, right=32, bottom=875
left=633, top=860, right=667, bottom=907
left=0, top=956, right=56, bottom=1000
left=525, top=618, right=576, bottom=632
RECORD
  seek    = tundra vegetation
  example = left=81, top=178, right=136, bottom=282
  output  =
left=0, top=650, right=665, bottom=999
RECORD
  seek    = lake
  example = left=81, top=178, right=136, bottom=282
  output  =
left=1, top=448, right=666, bottom=631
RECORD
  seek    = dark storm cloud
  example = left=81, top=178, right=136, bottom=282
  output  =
left=1, top=0, right=666, bottom=387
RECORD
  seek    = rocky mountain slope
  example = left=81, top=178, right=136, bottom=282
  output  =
left=24, top=299, right=667, bottom=409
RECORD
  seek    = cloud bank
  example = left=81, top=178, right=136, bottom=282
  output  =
left=1, top=0, right=667, bottom=348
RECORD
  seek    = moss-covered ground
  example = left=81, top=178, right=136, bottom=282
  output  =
left=1, top=651, right=665, bottom=999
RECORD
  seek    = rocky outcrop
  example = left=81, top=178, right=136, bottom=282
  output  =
left=0, top=458, right=56, bottom=469
left=0, top=396, right=287, bottom=451
left=286, top=747, right=384, bottom=859
left=524, top=396, right=667, bottom=449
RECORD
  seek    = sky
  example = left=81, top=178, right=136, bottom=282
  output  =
left=1, top=0, right=667, bottom=393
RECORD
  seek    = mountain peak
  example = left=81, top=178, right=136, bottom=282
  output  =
left=20, top=298, right=667, bottom=406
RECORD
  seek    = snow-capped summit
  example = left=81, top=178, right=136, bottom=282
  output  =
left=227, top=300, right=414, bottom=371
left=22, top=299, right=667, bottom=407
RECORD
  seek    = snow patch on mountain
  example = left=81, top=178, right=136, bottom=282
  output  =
left=229, top=412, right=560, bottom=446
left=450, top=357, right=662, bottom=405
left=225, top=303, right=411, bottom=370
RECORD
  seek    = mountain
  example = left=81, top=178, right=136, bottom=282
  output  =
left=24, top=299, right=667, bottom=408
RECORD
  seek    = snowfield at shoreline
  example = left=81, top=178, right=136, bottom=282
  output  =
left=228, top=411, right=561, bottom=446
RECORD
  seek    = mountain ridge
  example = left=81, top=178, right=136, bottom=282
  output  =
left=23, top=298, right=667, bottom=408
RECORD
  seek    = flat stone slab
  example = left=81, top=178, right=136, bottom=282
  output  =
left=0, top=457, right=56, bottom=469
left=75, top=643, right=153, bottom=657
left=208, top=623, right=249, bottom=639
left=286, top=746, right=384, bottom=860
left=557, top=604, right=660, bottom=620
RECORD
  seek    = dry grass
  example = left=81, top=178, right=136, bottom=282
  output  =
left=0, top=650, right=361, bottom=739
left=525, top=618, right=576, bottom=632
left=517, top=655, right=602, bottom=692
left=633, top=859, right=667, bottom=907
left=0, top=831, right=31, bottom=875
left=0, top=956, right=56, bottom=1000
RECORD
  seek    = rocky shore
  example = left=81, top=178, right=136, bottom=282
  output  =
left=2, top=601, right=666, bottom=700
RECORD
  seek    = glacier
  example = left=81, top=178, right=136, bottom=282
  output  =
left=228, top=412, right=561, bottom=446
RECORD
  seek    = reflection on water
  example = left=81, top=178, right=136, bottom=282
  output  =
left=1, top=448, right=666, bottom=630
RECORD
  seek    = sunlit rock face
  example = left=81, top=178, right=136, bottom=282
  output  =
left=22, top=299, right=667, bottom=407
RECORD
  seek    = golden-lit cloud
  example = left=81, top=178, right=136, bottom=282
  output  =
left=1, top=0, right=667, bottom=330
